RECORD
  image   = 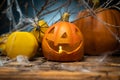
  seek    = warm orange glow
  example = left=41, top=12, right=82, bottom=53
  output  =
left=58, top=46, right=63, bottom=54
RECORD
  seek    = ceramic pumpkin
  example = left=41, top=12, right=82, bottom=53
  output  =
left=74, top=9, right=120, bottom=55
left=42, top=13, right=84, bottom=61
left=31, top=20, right=49, bottom=43
left=5, top=31, right=38, bottom=59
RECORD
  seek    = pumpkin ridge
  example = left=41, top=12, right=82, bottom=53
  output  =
left=6, top=32, right=38, bottom=59
left=74, top=9, right=120, bottom=55
left=110, top=10, right=119, bottom=38
left=110, top=10, right=120, bottom=47
left=90, top=16, right=96, bottom=53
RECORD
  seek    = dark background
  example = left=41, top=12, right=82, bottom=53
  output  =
left=0, top=0, right=119, bottom=35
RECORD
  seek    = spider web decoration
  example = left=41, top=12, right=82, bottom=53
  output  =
left=0, top=0, right=119, bottom=71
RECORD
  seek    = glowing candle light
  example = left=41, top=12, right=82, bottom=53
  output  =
left=58, top=46, right=63, bottom=54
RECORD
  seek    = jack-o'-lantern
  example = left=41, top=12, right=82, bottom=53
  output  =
left=42, top=13, right=84, bottom=61
left=5, top=31, right=38, bottom=59
left=73, top=1, right=120, bottom=55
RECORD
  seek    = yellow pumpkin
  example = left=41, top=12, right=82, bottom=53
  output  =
left=0, top=33, right=10, bottom=55
left=5, top=31, right=38, bottom=59
left=31, top=20, right=49, bottom=43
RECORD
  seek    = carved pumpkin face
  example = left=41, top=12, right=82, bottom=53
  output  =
left=42, top=21, right=84, bottom=61
left=74, top=9, right=120, bottom=55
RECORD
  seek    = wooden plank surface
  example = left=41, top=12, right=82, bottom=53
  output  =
left=0, top=55, right=120, bottom=80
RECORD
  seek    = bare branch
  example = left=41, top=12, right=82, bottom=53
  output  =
left=107, top=1, right=120, bottom=9
left=104, top=0, right=113, bottom=8
left=95, top=0, right=110, bottom=11
left=87, top=0, right=90, bottom=4
left=24, top=2, right=29, bottom=16
left=36, top=0, right=50, bottom=17
left=45, top=0, right=57, bottom=10
left=38, top=0, right=69, bottom=18
left=2, top=0, right=15, bottom=14
left=30, top=0, right=39, bottom=13
left=41, top=0, right=57, bottom=13
left=0, top=0, right=6, bottom=9
left=65, top=0, right=72, bottom=12
left=116, top=1, right=120, bottom=5
left=113, top=6, right=120, bottom=11
left=48, top=10, right=61, bottom=25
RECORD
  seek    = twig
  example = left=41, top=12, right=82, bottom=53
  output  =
left=24, top=2, right=29, bottom=16
left=39, top=0, right=57, bottom=14
left=2, top=0, right=15, bottom=14
left=107, top=1, right=120, bottom=10
left=104, top=0, right=113, bottom=8
left=45, top=0, right=57, bottom=9
left=113, top=6, right=120, bottom=10
left=64, top=0, right=72, bottom=12
left=0, top=0, right=6, bottom=9
left=37, top=0, right=69, bottom=18
left=36, top=0, right=50, bottom=17
left=48, top=9, right=61, bottom=25
left=95, top=0, right=109, bottom=11
left=30, top=0, right=39, bottom=13
left=87, top=0, right=90, bottom=5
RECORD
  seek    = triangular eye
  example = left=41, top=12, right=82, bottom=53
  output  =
left=61, top=32, right=67, bottom=38
left=75, top=28, right=79, bottom=32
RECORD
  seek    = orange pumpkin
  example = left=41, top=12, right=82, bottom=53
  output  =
left=42, top=13, right=84, bottom=61
left=74, top=9, right=120, bottom=55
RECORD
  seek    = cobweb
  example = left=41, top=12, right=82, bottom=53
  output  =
left=0, top=0, right=119, bottom=72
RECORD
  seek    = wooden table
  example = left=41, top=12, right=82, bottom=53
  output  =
left=0, top=55, right=120, bottom=80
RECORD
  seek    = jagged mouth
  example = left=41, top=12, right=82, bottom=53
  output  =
left=46, top=39, right=82, bottom=52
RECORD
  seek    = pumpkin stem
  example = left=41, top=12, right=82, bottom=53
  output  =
left=61, top=12, right=70, bottom=22
left=91, top=0, right=100, bottom=9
